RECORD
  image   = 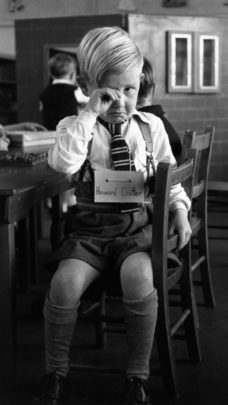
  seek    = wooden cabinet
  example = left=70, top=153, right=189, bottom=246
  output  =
left=0, top=56, right=17, bottom=124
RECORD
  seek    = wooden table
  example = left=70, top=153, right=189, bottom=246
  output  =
left=0, top=161, right=73, bottom=390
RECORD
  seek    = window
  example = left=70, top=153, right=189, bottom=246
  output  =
left=194, top=35, right=220, bottom=93
left=167, top=32, right=193, bottom=93
left=167, top=32, right=220, bottom=94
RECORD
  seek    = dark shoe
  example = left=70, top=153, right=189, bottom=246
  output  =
left=124, top=376, right=150, bottom=405
left=33, top=372, right=70, bottom=404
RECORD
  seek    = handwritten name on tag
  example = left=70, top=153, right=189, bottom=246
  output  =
left=94, top=170, right=144, bottom=203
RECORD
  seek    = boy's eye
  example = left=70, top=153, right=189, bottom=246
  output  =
left=125, top=87, right=135, bottom=95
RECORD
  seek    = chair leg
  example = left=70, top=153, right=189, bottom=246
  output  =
left=197, top=225, right=216, bottom=307
left=184, top=242, right=200, bottom=329
left=180, top=250, right=202, bottom=363
left=155, top=301, right=179, bottom=398
left=94, top=292, right=107, bottom=348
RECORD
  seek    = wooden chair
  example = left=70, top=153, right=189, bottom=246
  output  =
left=71, top=158, right=201, bottom=398
left=181, top=126, right=216, bottom=308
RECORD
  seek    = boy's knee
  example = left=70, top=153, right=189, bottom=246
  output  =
left=49, top=264, right=82, bottom=306
left=121, top=258, right=154, bottom=300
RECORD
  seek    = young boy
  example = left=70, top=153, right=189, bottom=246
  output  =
left=137, top=56, right=182, bottom=164
left=37, top=26, right=192, bottom=405
left=39, top=52, right=88, bottom=130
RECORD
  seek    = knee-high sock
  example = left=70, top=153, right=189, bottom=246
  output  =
left=123, top=289, right=158, bottom=380
left=43, top=296, right=79, bottom=377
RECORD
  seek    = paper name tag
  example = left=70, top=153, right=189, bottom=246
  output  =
left=94, top=170, right=144, bottom=203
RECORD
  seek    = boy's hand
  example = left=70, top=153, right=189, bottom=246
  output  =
left=168, top=208, right=192, bottom=250
left=84, top=88, right=120, bottom=117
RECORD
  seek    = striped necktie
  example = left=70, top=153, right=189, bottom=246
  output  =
left=110, top=123, right=135, bottom=171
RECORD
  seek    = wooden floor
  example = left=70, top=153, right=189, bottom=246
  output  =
left=1, top=207, right=228, bottom=405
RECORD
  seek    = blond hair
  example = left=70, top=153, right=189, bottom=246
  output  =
left=77, top=26, right=143, bottom=86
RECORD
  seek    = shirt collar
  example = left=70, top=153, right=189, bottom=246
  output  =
left=52, top=78, right=72, bottom=85
left=96, top=109, right=150, bottom=131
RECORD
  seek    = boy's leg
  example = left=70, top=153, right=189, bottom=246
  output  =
left=121, top=252, right=158, bottom=404
left=44, top=258, right=99, bottom=375
left=37, top=258, right=99, bottom=403
left=43, top=296, right=79, bottom=377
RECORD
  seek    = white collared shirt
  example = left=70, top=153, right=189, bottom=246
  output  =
left=48, top=109, right=190, bottom=212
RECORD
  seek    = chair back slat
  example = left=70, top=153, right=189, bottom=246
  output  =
left=192, top=180, right=205, bottom=199
left=152, top=158, right=194, bottom=285
left=182, top=127, right=214, bottom=189
left=180, top=125, right=216, bottom=308
left=193, top=131, right=212, bottom=151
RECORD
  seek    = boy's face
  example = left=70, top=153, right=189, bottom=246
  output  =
left=95, top=66, right=142, bottom=124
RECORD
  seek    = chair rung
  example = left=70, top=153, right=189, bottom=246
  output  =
left=70, top=363, right=125, bottom=374
left=171, top=309, right=191, bottom=336
left=168, top=268, right=183, bottom=289
left=191, top=256, right=206, bottom=272
left=79, top=302, right=100, bottom=315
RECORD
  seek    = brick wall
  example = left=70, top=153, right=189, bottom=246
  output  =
left=129, top=14, right=228, bottom=181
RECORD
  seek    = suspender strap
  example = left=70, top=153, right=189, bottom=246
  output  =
left=134, top=115, right=156, bottom=180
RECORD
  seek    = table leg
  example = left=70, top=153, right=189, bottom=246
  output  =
left=0, top=222, right=16, bottom=391
left=50, top=194, right=65, bottom=251
left=17, top=216, right=32, bottom=292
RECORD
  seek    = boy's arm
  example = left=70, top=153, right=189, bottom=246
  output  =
left=48, top=87, right=122, bottom=175
left=48, top=111, right=96, bottom=174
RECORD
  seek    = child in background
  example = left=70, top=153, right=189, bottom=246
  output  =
left=36, top=26, right=192, bottom=405
left=137, top=56, right=182, bottom=164
left=39, top=52, right=88, bottom=130
left=40, top=53, right=89, bottom=211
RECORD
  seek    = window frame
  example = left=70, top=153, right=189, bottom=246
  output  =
left=167, top=31, right=193, bottom=93
left=194, top=34, right=220, bottom=93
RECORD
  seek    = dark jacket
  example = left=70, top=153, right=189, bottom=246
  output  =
left=39, top=83, right=78, bottom=130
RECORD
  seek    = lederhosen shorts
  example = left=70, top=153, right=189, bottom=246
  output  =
left=49, top=202, right=153, bottom=274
